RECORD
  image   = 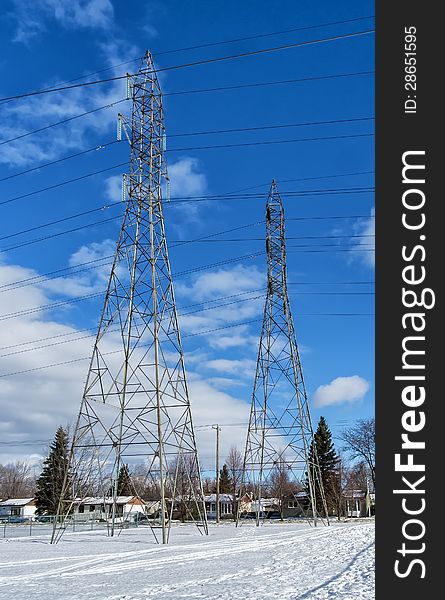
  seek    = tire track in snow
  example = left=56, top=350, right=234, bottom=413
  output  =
left=0, top=526, right=334, bottom=586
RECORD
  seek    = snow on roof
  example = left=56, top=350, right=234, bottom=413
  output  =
left=204, top=494, right=233, bottom=502
left=0, top=498, right=34, bottom=506
left=343, top=489, right=367, bottom=499
left=74, top=496, right=135, bottom=505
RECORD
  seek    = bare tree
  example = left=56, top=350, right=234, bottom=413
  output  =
left=270, top=455, right=298, bottom=521
left=0, top=461, right=35, bottom=499
left=339, top=418, right=375, bottom=488
left=168, top=453, right=200, bottom=522
left=202, top=477, right=215, bottom=495
left=130, top=463, right=159, bottom=500
left=226, top=446, right=243, bottom=520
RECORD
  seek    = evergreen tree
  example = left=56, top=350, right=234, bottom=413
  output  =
left=117, top=464, right=133, bottom=496
left=219, top=464, right=231, bottom=493
left=306, top=416, right=339, bottom=514
left=35, top=426, right=70, bottom=515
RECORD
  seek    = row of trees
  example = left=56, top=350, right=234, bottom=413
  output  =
left=1, top=417, right=375, bottom=519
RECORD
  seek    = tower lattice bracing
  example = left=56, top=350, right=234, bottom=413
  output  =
left=52, top=52, right=207, bottom=544
left=238, top=181, right=329, bottom=526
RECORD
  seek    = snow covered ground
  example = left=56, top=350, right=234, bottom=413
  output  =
left=0, top=519, right=374, bottom=599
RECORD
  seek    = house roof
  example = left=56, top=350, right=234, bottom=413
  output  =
left=343, top=489, right=368, bottom=499
left=74, top=496, right=136, bottom=505
left=0, top=498, right=35, bottom=507
left=204, top=494, right=233, bottom=502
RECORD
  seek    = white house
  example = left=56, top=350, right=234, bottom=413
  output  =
left=0, top=498, right=36, bottom=518
left=72, top=496, right=149, bottom=521
left=343, top=489, right=373, bottom=517
left=204, top=494, right=234, bottom=519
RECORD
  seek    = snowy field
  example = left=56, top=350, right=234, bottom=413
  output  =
left=0, top=519, right=374, bottom=600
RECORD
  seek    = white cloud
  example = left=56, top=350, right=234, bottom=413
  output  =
left=204, top=358, right=256, bottom=377
left=349, top=208, right=375, bottom=268
left=175, top=265, right=265, bottom=335
left=168, top=157, right=207, bottom=198
left=41, top=239, right=116, bottom=297
left=0, top=256, right=252, bottom=465
left=313, top=375, right=370, bottom=408
left=166, top=157, right=208, bottom=225
left=0, top=39, right=138, bottom=168
left=206, top=326, right=258, bottom=350
left=11, top=0, right=114, bottom=43
left=177, top=264, right=264, bottom=302
left=105, top=174, right=123, bottom=203
left=206, top=377, right=248, bottom=389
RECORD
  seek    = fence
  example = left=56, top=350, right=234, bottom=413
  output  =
left=1, top=512, right=150, bottom=539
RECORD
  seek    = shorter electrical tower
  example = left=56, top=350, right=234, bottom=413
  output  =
left=238, top=180, right=329, bottom=526
left=51, top=51, right=207, bottom=544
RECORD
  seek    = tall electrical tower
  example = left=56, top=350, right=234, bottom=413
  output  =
left=238, top=181, right=329, bottom=526
left=52, top=52, right=208, bottom=544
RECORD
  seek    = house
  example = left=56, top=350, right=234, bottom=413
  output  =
left=72, top=496, right=150, bottom=521
left=203, top=493, right=255, bottom=519
left=343, top=489, right=373, bottom=517
left=204, top=494, right=234, bottom=519
left=0, top=498, right=36, bottom=518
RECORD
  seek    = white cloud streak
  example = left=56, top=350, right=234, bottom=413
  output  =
left=11, top=0, right=114, bottom=43
left=349, top=208, right=375, bottom=268
left=313, top=375, right=370, bottom=408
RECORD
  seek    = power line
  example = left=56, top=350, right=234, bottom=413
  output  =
left=0, top=204, right=120, bottom=243
left=0, top=100, right=127, bottom=147
left=0, top=71, right=374, bottom=149
left=4, top=16, right=374, bottom=99
left=0, top=288, right=375, bottom=358
left=0, top=312, right=374, bottom=379
left=0, top=162, right=127, bottom=208
left=0, top=260, right=375, bottom=324
left=0, top=159, right=374, bottom=210
left=0, top=214, right=122, bottom=253
left=165, top=132, right=374, bottom=154
left=0, top=178, right=374, bottom=215
left=0, top=225, right=374, bottom=293
left=151, top=30, right=375, bottom=74
left=167, top=234, right=375, bottom=243
left=164, top=71, right=374, bottom=97
left=2, top=209, right=373, bottom=246
left=0, top=249, right=264, bottom=296
left=0, top=117, right=373, bottom=184
left=168, top=116, right=374, bottom=138
left=288, top=247, right=374, bottom=253
left=0, top=198, right=375, bottom=257
left=152, top=15, right=375, bottom=56
left=0, top=220, right=374, bottom=254
left=0, top=141, right=120, bottom=183
left=0, top=291, right=373, bottom=355
left=0, top=30, right=374, bottom=103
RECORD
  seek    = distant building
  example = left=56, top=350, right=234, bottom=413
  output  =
left=0, top=498, right=36, bottom=518
left=343, top=489, right=374, bottom=517
left=72, top=496, right=151, bottom=521
left=204, top=494, right=234, bottom=519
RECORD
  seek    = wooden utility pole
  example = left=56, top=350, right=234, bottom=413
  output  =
left=212, top=425, right=221, bottom=523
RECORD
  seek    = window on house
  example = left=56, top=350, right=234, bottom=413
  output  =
left=11, top=508, right=20, bottom=516
left=288, top=501, right=296, bottom=508
left=78, top=505, right=84, bottom=513
left=211, top=504, right=215, bottom=512
left=89, top=505, right=95, bottom=512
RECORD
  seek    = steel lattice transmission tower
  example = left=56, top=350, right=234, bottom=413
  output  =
left=52, top=52, right=208, bottom=544
left=237, top=181, right=329, bottom=526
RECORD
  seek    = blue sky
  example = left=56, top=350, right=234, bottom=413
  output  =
left=0, top=0, right=374, bottom=473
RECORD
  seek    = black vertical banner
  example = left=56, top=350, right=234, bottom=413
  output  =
left=376, top=2, right=441, bottom=597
